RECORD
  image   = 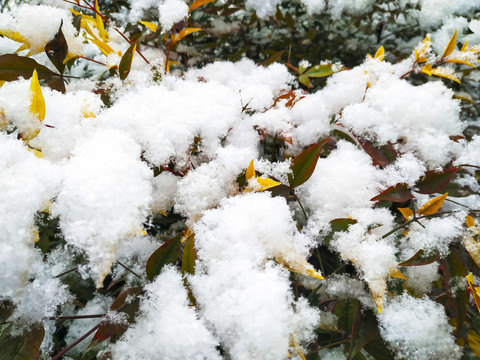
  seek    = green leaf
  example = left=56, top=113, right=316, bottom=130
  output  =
left=285, top=12, right=294, bottom=29
left=441, top=253, right=468, bottom=330
left=0, top=54, right=59, bottom=82
left=414, top=168, right=458, bottom=194
left=334, top=299, right=359, bottom=335
left=398, top=249, right=440, bottom=266
left=45, top=20, right=68, bottom=74
left=87, top=286, right=142, bottom=351
left=119, top=41, right=137, bottom=80
left=299, top=74, right=311, bottom=88
left=288, top=138, right=330, bottom=188
left=304, top=64, right=343, bottom=78
left=349, top=309, right=382, bottom=359
left=265, top=184, right=294, bottom=200
left=371, top=183, right=411, bottom=203
left=363, top=339, right=395, bottom=360
left=323, top=218, right=358, bottom=245
left=0, top=323, right=44, bottom=360
left=182, top=235, right=197, bottom=275
left=146, top=232, right=182, bottom=281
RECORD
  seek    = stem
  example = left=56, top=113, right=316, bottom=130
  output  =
left=80, top=55, right=106, bottom=66
left=164, top=36, right=173, bottom=75
left=295, top=193, right=308, bottom=222
left=306, top=338, right=351, bottom=356
left=54, top=267, right=78, bottom=278
left=116, top=260, right=142, bottom=279
left=382, top=211, right=458, bottom=239
left=50, top=322, right=101, bottom=360
left=44, top=314, right=106, bottom=320
left=445, top=198, right=470, bottom=208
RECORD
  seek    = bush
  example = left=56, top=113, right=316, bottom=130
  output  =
left=1, top=0, right=480, bottom=359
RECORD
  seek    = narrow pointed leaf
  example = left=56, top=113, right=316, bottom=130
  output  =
left=375, top=45, right=384, bottom=61
left=442, top=28, right=457, bottom=59
left=95, top=0, right=108, bottom=41
left=45, top=21, right=68, bottom=73
left=371, top=183, right=411, bottom=203
left=349, top=309, right=382, bottom=359
left=399, top=249, right=440, bottom=266
left=414, top=168, right=457, bottom=194
left=417, top=192, right=448, bottom=216
left=171, top=28, right=202, bottom=44
left=189, top=0, right=216, bottom=12
left=288, top=138, right=330, bottom=188
left=139, top=21, right=158, bottom=33
left=182, top=235, right=196, bottom=275
left=119, top=41, right=137, bottom=80
left=257, top=177, right=281, bottom=190
left=30, top=69, right=45, bottom=121
left=88, top=286, right=142, bottom=351
left=389, top=268, right=406, bottom=280
left=246, top=159, right=255, bottom=179
left=146, top=232, right=182, bottom=281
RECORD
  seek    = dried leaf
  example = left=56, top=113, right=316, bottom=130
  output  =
left=442, top=28, right=457, bottom=59
left=416, top=192, right=448, bottom=216
left=30, top=69, right=45, bottom=121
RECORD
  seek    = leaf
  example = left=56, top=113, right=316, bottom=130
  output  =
left=371, top=183, right=411, bottom=203
left=0, top=323, right=45, bottom=360
left=443, top=253, right=468, bottom=329
left=94, top=0, right=108, bottom=41
left=146, top=232, right=182, bottom=281
left=288, top=138, right=330, bottom=188
left=389, top=268, right=406, bottom=280
left=88, top=287, right=142, bottom=351
left=442, top=28, right=457, bottom=59
left=246, top=159, right=255, bottom=180
left=430, top=67, right=461, bottom=83
left=171, top=28, right=202, bottom=44
left=334, top=299, right=359, bottom=335
left=375, top=45, right=384, bottom=61
left=399, top=249, right=440, bottom=266
left=257, top=177, right=282, bottom=190
left=189, top=0, right=216, bottom=12
left=285, top=12, right=294, bottom=29
left=182, top=234, right=196, bottom=275
left=445, top=58, right=476, bottom=68
left=466, top=215, right=475, bottom=228
left=414, top=168, right=457, bottom=194
left=86, top=35, right=115, bottom=56
left=0, top=54, right=59, bottom=82
left=363, top=339, right=395, bottom=360
left=467, top=273, right=480, bottom=314
left=397, top=207, right=413, bottom=220
left=44, top=21, right=68, bottom=73
left=416, top=192, right=448, bottom=216
left=468, top=330, right=480, bottom=357
left=349, top=309, right=382, bottom=359
left=265, top=184, right=294, bottom=199
left=304, top=63, right=344, bottom=77
left=323, top=218, right=358, bottom=245
left=356, top=137, right=397, bottom=168
left=30, top=69, right=45, bottom=121
left=119, top=41, right=137, bottom=80
left=298, top=74, right=311, bottom=88
left=464, top=235, right=480, bottom=268
left=139, top=21, right=158, bottom=33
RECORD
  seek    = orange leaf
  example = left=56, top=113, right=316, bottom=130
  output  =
left=416, top=193, right=448, bottom=216
left=398, top=207, right=413, bottom=220
left=467, top=215, right=475, bottom=228
left=189, top=0, right=216, bottom=12
left=171, top=27, right=202, bottom=44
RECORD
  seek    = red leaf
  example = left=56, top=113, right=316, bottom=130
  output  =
left=288, top=138, right=330, bottom=188
left=398, top=249, right=440, bottom=266
left=415, top=168, right=458, bottom=194
left=356, top=137, right=397, bottom=168
left=371, top=183, right=411, bottom=203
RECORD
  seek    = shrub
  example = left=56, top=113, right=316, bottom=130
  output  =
left=1, top=0, right=480, bottom=359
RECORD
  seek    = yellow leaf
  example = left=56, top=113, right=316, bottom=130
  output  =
left=417, top=192, right=448, bottom=216
left=414, top=48, right=419, bottom=62
left=464, top=236, right=480, bottom=268
left=0, top=29, right=27, bottom=43
left=461, top=41, right=468, bottom=52
left=375, top=45, right=385, bottom=61
left=139, top=21, right=158, bottom=33
left=420, top=64, right=432, bottom=76
left=467, top=273, right=480, bottom=314
left=166, top=59, right=180, bottom=73
left=467, top=215, right=475, bottom=228
left=468, top=330, right=480, bottom=357
left=29, top=69, right=45, bottom=121
left=171, top=27, right=202, bottom=44
left=256, top=177, right=281, bottom=191
left=246, top=160, right=255, bottom=180
left=398, top=207, right=414, bottom=220
left=189, top=0, right=216, bottom=12
left=442, top=28, right=457, bottom=59
left=369, top=280, right=386, bottom=314
left=445, top=58, right=476, bottom=68
left=389, top=268, right=406, bottom=280
left=430, top=68, right=461, bottom=83
left=27, top=147, right=43, bottom=158
left=94, top=0, right=108, bottom=42
left=276, top=253, right=324, bottom=280
left=15, top=43, right=29, bottom=53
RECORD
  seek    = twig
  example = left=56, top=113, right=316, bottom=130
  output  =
left=54, top=267, right=78, bottom=278
left=80, top=55, right=106, bottom=66
left=50, top=322, right=101, bottom=360
left=116, top=260, right=142, bottom=279
left=44, top=314, right=106, bottom=320
left=306, top=338, right=351, bottom=356
left=295, top=193, right=308, bottom=222
left=382, top=211, right=457, bottom=239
